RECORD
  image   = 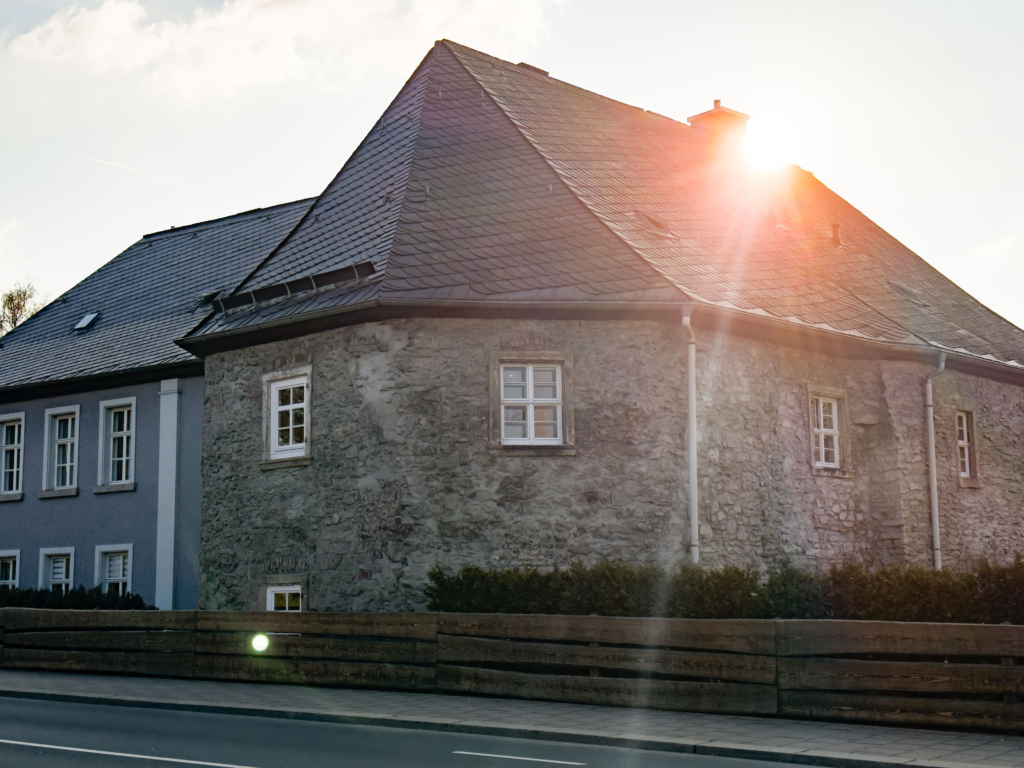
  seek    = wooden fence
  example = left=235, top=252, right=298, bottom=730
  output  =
left=4, top=609, right=1024, bottom=730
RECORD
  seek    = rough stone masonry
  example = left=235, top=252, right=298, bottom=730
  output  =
left=199, top=317, right=1024, bottom=612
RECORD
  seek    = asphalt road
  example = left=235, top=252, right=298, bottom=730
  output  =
left=0, top=695, right=800, bottom=768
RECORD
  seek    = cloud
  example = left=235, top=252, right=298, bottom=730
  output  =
left=966, top=234, right=1020, bottom=262
left=9, top=0, right=558, bottom=101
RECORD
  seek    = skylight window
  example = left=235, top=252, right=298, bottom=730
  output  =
left=73, top=313, right=99, bottom=331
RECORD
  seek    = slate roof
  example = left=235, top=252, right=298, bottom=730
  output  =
left=0, top=199, right=312, bottom=392
left=187, top=41, right=1024, bottom=373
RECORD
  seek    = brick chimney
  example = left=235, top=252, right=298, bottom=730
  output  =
left=687, top=100, right=749, bottom=158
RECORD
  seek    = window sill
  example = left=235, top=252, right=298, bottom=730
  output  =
left=260, top=456, right=312, bottom=471
left=38, top=488, right=78, bottom=499
left=94, top=482, right=136, bottom=494
left=959, top=476, right=983, bottom=489
left=812, top=467, right=855, bottom=480
left=492, top=444, right=577, bottom=457
left=0, top=492, right=24, bottom=503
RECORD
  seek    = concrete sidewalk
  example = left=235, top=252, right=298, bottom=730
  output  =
left=1, top=670, right=1022, bottom=768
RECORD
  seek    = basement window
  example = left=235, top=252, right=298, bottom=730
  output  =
left=0, top=551, right=19, bottom=588
left=267, top=585, right=301, bottom=612
left=40, top=548, right=74, bottom=594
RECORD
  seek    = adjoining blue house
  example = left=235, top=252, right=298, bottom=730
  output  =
left=0, top=199, right=312, bottom=608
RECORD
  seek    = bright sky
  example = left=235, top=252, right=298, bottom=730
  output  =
left=1, top=0, right=1022, bottom=327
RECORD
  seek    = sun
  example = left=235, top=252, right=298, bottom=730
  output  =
left=744, top=110, right=809, bottom=169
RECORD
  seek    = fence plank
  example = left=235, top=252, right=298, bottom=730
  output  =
left=438, top=615, right=775, bottom=655
left=780, top=657, right=1024, bottom=694
left=4, top=648, right=193, bottom=677
left=196, top=632, right=435, bottom=663
left=438, top=665, right=776, bottom=714
left=779, top=691, right=1024, bottom=729
left=5, top=630, right=194, bottom=654
left=779, top=620, right=1024, bottom=657
left=4, top=609, right=196, bottom=632
left=195, top=612, right=436, bottom=640
left=193, top=655, right=436, bottom=689
left=437, top=635, right=775, bottom=684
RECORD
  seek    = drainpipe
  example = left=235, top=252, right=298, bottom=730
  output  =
left=682, top=309, right=699, bottom=564
left=925, top=353, right=947, bottom=570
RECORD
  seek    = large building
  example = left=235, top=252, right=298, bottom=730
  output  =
left=0, top=200, right=311, bottom=607
left=177, top=41, right=1024, bottom=613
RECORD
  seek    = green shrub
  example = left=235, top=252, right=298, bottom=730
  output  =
left=0, top=585, right=152, bottom=610
left=426, top=559, right=1024, bottom=623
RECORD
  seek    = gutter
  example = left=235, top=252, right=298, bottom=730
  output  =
left=682, top=308, right=699, bottom=564
left=925, top=353, right=947, bottom=570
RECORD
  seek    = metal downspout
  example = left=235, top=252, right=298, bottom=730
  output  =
left=925, top=353, right=947, bottom=570
left=682, top=310, right=699, bottom=564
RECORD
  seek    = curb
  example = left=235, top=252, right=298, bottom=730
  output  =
left=0, top=688, right=1006, bottom=768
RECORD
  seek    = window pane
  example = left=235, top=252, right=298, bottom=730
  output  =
left=291, top=386, right=305, bottom=405
left=1, top=559, right=12, bottom=580
left=278, top=388, right=291, bottom=407
left=278, top=411, right=291, bottom=428
left=503, top=383, right=527, bottom=399
left=3, top=424, right=14, bottom=446
left=534, top=384, right=557, bottom=399
left=57, top=444, right=67, bottom=465
left=69, top=417, right=75, bottom=439
left=821, top=401, right=835, bottom=430
left=113, top=460, right=123, bottom=482
left=504, top=423, right=527, bottom=439
left=292, top=426, right=305, bottom=444
left=288, top=592, right=300, bottom=610
left=292, top=408, right=305, bottom=426
left=278, top=428, right=290, bottom=446
left=112, top=410, right=124, bottom=433
left=274, top=592, right=285, bottom=610
left=57, top=419, right=68, bottom=440
left=503, top=367, right=526, bottom=383
left=533, top=368, right=556, bottom=384
left=534, top=405, right=557, bottom=421
left=57, top=466, right=67, bottom=487
left=112, top=436, right=124, bottom=460
left=535, top=424, right=558, bottom=438
left=125, top=436, right=131, bottom=461
left=125, top=410, right=131, bottom=432
left=504, top=406, right=527, bottom=423
left=3, top=450, right=12, bottom=471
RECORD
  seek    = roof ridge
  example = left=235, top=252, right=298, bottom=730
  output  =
left=142, top=197, right=315, bottom=241
left=440, top=40, right=693, bottom=132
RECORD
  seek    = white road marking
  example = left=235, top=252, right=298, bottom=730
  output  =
left=453, top=751, right=586, bottom=765
left=0, top=738, right=256, bottom=767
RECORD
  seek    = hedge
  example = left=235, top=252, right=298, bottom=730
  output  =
left=425, top=559, right=1024, bottom=623
left=0, top=585, right=152, bottom=610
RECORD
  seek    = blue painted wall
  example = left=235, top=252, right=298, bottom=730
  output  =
left=0, top=375, right=202, bottom=607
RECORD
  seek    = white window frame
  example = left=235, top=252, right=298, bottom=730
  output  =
left=811, top=396, right=841, bottom=469
left=97, top=397, right=136, bottom=487
left=499, top=363, right=563, bottom=446
left=266, top=584, right=302, bottom=612
left=1, top=412, right=25, bottom=495
left=263, top=367, right=312, bottom=462
left=42, top=405, right=80, bottom=491
left=0, top=549, right=20, bottom=588
left=94, top=543, right=133, bottom=596
left=38, top=547, right=75, bottom=593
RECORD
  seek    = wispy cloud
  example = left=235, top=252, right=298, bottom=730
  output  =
left=9, top=0, right=558, bottom=102
left=90, top=156, right=199, bottom=188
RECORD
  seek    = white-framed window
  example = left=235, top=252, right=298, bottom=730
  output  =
left=95, top=544, right=133, bottom=596
left=43, top=405, right=80, bottom=490
left=269, top=375, right=309, bottom=460
left=97, top=398, right=135, bottom=486
left=0, top=550, right=19, bottom=588
left=811, top=396, right=840, bottom=469
left=266, top=584, right=301, bottom=612
left=956, top=410, right=976, bottom=479
left=39, top=547, right=74, bottom=594
left=500, top=363, right=563, bottom=445
left=0, top=412, right=24, bottom=494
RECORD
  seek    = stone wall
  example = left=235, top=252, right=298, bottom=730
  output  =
left=199, top=317, right=1024, bottom=611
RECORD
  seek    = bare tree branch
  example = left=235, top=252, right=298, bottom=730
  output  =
left=0, top=282, right=45, bottom=335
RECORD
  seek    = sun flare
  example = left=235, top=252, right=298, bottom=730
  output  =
left=745, top=110, right=809, bottom=169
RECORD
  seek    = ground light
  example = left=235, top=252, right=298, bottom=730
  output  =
left=251, top=634, right=269, bottom=652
